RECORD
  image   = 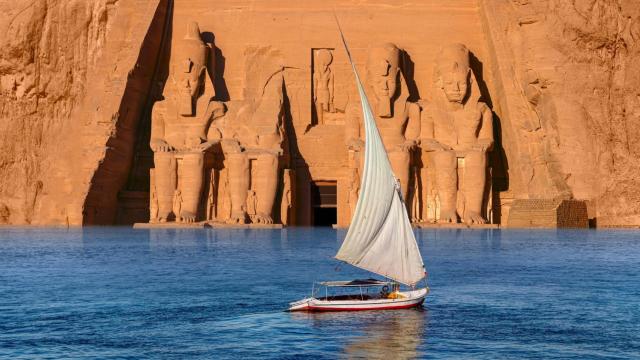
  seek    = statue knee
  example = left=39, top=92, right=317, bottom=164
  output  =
left=181, top=152, right=204, bottom=167
left=431, top=150, right=456, bottom=170
left=257, top=153, right=278, bottom=167
left=465, top=151, right=487, bottom=168
left=221, top=139, right=242, bottom=154
left=154, top=151, right=175, bottom=167
left=226, top=152, right=249, bottom=176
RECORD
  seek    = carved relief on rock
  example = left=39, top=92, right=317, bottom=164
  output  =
left=346, top=148, right=362, bottom=220
left=280, top=169, right=294, bottom=226
left=420, top=43, right=494, bottom=225
left=312, top=49, right=335, bottom=125
left=149, top=22, right=226, bottom=224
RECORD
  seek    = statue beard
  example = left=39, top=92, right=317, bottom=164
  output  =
left=179, top=87, right=194, bottom=116
left=376, top=95, right=392, bottom=118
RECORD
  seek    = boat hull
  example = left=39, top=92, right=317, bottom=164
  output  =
left=288, top=288, right=428, bottom=312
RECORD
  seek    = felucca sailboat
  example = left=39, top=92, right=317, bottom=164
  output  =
left=288, top=19, right=428, bottom=312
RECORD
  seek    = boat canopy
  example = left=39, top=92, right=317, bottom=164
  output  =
left=334, top=18, right=425, bottom=287
left=317, top=279, right=393, bottom=287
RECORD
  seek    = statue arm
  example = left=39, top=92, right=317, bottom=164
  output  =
left=477, top=103, right=494, bottom=151
left=198, top=102, right=227, bottom=151
left=313, top=72, right=318, bottom=101
left=345, top=103, right=364, bottom=150
left=150, top=105, right=172, bottom=152
left=329, top=72, right=335, bottom=104
left=197, top=125, right=222, bottom=151
left=418, top=101, right=448, bottom=151
left=418, top=100, right=434, bottom=139
left=405, top=102, right=421, bottom=142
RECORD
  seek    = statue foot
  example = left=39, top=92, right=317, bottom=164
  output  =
left=438, top=210, right=458, bottom=224
left=227, top=212, right=247, bottom=224
left=464, top=211, right=487, bottom=225
left=180, top=211, right=196, bottom=223
left=254, top=214, right=274, bottom=224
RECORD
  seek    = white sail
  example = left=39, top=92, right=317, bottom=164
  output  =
left=334, top=20, right=425, bottom=286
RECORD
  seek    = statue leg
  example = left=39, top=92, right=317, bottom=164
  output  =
left=462, top=151, right=487, bottom=224
left=226, top=152, right=249, bottom=224
left=388, top=150, right=410, bottom=200
left=432, top=150, right=458, bottom=223
left=254, top=153, right=279, bottom=224
left=153, top=151, right=177, bottom=222
left=180, top=152, right=204, bottom=223
left=315, top=102, right=324, bottom=125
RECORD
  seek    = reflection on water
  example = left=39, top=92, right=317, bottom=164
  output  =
left=287, top=307, right=427, bottom=359
left=340, top=309, right=426, bottom=359
left=0, top=227, right=639, bottom=359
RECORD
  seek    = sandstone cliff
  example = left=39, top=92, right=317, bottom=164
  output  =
left=481, top=0, right=640, bottom=225
left=0, top=0, right=167, bottom=225
left=1, top=0, right=639, bottom=226
left=0, top=0, right=120, bottom=224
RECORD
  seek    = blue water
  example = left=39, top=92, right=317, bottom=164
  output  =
left=0, top=228, right=638, bottom=359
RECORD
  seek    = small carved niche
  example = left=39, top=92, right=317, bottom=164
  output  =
left=311, top=48, right=337, bottom=126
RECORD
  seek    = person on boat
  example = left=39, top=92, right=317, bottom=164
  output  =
left=386, top=283, right=406, bottom=299
left=380, top=285, right=390, bottom=298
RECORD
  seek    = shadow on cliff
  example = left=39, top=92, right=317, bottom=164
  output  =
left=201, top=32, right=230, bottom=102
left=82, top=0, right=174, bottom=225
left=281, top=76, right=311, bottom=226
left=470, top=52, right=509, bottom=224
left=401, top=50, right=421, bottom=102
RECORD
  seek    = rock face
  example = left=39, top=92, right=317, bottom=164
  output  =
left=0, top=0, right=639, bottom=227
left=0, top=0, right=169, bottom=225
left=0, top=0, right=122, bottom=225
left=480, top=0, right=640, bottom=226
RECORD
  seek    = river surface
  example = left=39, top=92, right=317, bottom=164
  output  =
left=0, top=227, right=638, bottom=359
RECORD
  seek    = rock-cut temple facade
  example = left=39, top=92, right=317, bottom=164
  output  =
left=2, top=0, right=640, bottom=228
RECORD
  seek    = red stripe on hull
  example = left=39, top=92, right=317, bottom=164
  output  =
left=304, top=299, right=424, bottom=312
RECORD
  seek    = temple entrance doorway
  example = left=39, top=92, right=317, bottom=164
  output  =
left=311, top=181, right=337, bottom=226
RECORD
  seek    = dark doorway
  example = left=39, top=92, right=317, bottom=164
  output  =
left=311, top=181, right=337, bottom=226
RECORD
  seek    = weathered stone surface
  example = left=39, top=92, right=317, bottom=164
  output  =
left=507, top=199, right=588, bottom=228
left=1, top=0, right=640, bottom=227
left=0, top=0, right=167, bottom=225
left=480, top=0, right=640, bottom=226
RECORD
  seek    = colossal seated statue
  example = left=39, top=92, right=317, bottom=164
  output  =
left=421, top=43, right=494, bottom=224
left=219, top=63, right=285, bottom=225
left=345, top=43, right=421, bottom=204
left=149, top=22, right=226, bottom=223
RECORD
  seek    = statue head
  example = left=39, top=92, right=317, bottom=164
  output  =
left=366, top=43, right=401, bottom=117
left=176, top=21, right=208, bottom=116
left=315, top=49, right=333, bottom=73
left=435, top=44, right=471, bottom=104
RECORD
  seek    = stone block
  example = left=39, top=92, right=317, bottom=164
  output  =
left=506, top=199, right=588, bottom=228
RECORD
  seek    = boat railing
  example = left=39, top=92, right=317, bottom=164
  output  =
left=311, top=279, right=399, bottom=300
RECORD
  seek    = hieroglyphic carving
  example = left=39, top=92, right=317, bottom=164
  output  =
left=421, top=43, right=493, bottom=224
